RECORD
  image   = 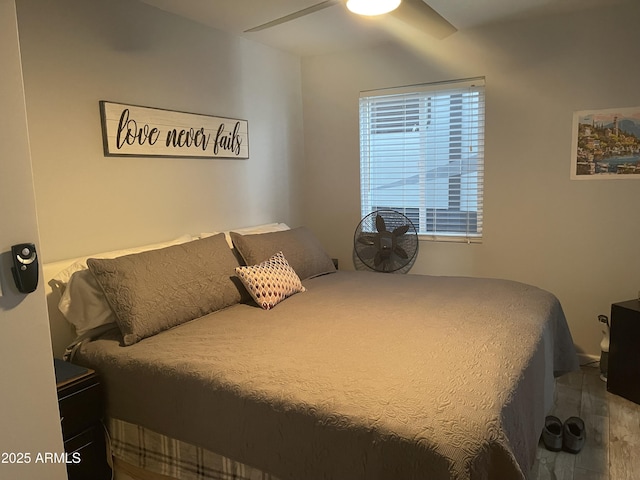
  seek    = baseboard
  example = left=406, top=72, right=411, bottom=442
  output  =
left=578, top=352, right=600, bottom=366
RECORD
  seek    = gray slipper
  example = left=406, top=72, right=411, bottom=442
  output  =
left=542, top=415, right=563, bottom=451
left=563, top=416, right=586, bottom=454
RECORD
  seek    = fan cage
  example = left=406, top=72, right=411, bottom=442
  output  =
left=354, top=209, right=419, bottom=273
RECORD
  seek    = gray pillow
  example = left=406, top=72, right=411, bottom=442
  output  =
left=87, top=234, right=242, bottom=346
left=230, top=226, right=336, bottom=281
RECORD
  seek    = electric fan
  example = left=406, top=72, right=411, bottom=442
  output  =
left=353, top=209, right=418, bottom=273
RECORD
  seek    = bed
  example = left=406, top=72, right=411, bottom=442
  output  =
left=44, top=224, right=578, bottom=480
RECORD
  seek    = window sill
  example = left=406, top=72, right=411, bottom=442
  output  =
left=418, top=234, right=482, bottom=244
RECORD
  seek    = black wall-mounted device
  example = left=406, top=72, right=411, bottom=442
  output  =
left=11, top=243, right=39, bottom=293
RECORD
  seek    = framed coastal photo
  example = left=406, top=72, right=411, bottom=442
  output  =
left=571, top=106, right=640, bottom=179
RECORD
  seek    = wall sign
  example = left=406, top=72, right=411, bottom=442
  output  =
left=99, top=101, right=249, bottom=159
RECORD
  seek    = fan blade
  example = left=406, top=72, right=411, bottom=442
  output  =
left=357, top=234, right=377, bottom=246
left=392, top=224, right=410, bottom=236
left=389, top=0, right=457, bottom=40
left=394, top=246, right=409, bottom=259
left=375, top=214, right=387, bottom=233
left=358, top=245, right=378, bottom=259
left=244, top=0, right=341, bottom=33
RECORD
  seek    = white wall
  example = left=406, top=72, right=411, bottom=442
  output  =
left=16, top=0, right=304, bottom=263
left=0, top=1, right=66, bottom=478
left=14, top=0, right=640, bottom=358
left=300, top=0, right=640, bottom=358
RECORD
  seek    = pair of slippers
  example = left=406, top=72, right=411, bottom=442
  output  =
left=541, top=415, right=586, bottom=454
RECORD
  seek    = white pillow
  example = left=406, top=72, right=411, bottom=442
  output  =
left=61, top=269, right=117, bottom=337
left=52, top=234, right=194, bottom=286
left=55, top=235, right=193, bottom=337
left=200, top=222, right=290, bottom=248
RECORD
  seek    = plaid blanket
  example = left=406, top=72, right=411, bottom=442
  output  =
left=108, top=417, right=280, bottom=480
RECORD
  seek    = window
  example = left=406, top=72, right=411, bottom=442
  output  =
left=359, top=78, right=485, bottom=242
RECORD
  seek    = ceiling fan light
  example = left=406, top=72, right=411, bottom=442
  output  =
left=346, top=0, right=401, bottom=16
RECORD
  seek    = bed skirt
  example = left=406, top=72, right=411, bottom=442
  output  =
left=108, top=417, right=280, bottom=480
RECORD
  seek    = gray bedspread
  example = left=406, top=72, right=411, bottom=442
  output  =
left=73, top=271, right=578, bottom=480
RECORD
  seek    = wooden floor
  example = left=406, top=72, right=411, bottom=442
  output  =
left=531, top=365, right=640, bottom=480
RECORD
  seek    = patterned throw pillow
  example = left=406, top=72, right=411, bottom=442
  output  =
left=235, top=251, right=305, bottom=310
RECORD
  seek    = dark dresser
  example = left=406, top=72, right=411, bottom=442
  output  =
left=607, top=299, right=640, bottom=405
left=54, top=359, right=111, bottom=480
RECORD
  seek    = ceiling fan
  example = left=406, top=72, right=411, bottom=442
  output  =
left=244, top=0, right=457, bottom=40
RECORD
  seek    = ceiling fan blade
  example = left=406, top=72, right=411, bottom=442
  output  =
left=390, top=0, right=457, bottom=40
left=244, top=0, right=342, bottom=33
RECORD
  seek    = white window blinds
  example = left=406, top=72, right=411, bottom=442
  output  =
left=359, top=78, right=485, bottom=242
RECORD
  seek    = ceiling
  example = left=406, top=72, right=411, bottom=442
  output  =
left=138, top=0, right=622, bottom=56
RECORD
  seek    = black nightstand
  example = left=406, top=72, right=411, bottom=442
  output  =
left=608, top=300, right=640, bottom=405
left=54, top=359, right=111, bottom=480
